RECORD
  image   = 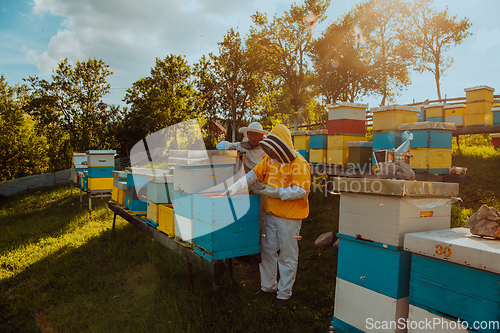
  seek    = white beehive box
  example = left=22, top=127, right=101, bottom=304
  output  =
left=86, top=150, right=116, bottom=167
left=327, top=102, right=368, bottom=121
left=72, top=152, right=88, bottom=169
left=333, top=277, right=408, bottom=333
left=404, top=228, right=500, bottom=274
left=407, top=304, right=468, bottom=332
left=333, top=178, right=459, bottom=248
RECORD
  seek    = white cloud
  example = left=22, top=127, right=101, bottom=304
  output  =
left=469, top=28, right=500, bottom=54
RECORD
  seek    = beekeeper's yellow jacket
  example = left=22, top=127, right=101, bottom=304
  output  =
left=253, top=124, right=311, bottom=220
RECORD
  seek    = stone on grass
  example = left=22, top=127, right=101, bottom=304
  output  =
left=315, top=232, right=333, bottom=246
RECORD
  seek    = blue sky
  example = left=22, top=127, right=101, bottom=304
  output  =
left=1, top=0, right=499, bottom=109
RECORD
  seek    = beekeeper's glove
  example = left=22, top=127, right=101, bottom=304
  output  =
left=216, top=141, right=237, bottom=150
left=259, top=185, right=281, bottom=199
left=221, top=170, right=259, bottom=196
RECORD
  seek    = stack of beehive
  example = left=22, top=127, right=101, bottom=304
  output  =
left=326, top=102, right=367, bottom=165
left=124, top=167, right=151, bottom=215
left=309, top=130, right=328, bottom=163
left=465, top=85, right=495, bottom=126
left=111, top=171, right=127, bottom=207
left=85, top=150, right=116, bottom=191
left=398, top=122, right=456, bottom=175
left=168, top=150, right=239, bottom=247
left=71, top=152, right=87, bottom=185
left=444, top=104, right=467, bottom=127
left=330, top=178, right=458, bottom=333
left=292, top=130, right=310, bottom=162
left=404, top=228, right=500, bottom=332
left=371, top=105, right=420, bottom=167
left=145, top=171, right=174, bottom=230
left=424, top=103, right=444, bottom=122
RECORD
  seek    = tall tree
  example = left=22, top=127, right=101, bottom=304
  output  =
left=25, top=58, right=115, bottom=158
left=120, top=55, right=199, bottom=153
left=312, top=3, right=379, bottom=104
left=246, top=0, right=330, bottom=130
left=410, top=0, right=472, bottom=101
left=194, top=28, right=260, bottom=142
left=0, top=75, right=49, bottom=180
left=361, top=0, right=413, bottom=106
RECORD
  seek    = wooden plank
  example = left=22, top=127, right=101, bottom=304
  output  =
left=334, top=277, right=409, bottom=333
left=452, top=124, right=500, bottom=135
left=404, top=228, right=500, bottom=274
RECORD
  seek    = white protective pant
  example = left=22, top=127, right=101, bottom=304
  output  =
left=260, top=212, right=302, bottom=300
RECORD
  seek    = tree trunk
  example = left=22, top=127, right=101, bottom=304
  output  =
left=434, top=61, right=442, bottom=101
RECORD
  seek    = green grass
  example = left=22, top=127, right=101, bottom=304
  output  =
left=450, top=136, right=500, bottom=227
left=0, top=184, right=339, bottom=332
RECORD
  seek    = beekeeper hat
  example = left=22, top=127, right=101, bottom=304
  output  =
left=238, top=122, right=268, bottom=135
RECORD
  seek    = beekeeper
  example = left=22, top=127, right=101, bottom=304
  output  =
left=216, top=122, right=268, bottom=173
left=223, top=124, right=311, bottom=309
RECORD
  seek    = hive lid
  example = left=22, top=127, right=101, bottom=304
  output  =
left=443, top=104, right=466, bottom=109
left=125, top=167, right=173, bottom=176
left=404, top=228, right=500, bottom=274
left=370, top=105, right=420, bottom=113
left=423, top=103, right=444, bottom=109
left=464, top=85, right=495, bottom=92
left=146, top=174, right=174, bottom=183
left=398, top=122, right=457, bottom=131
left=327, top=102, right=368, bottom=109
left=492, top=106, right=500, bottom=112
left=86, top=150, right=116, bottom=155
left=291, top=130, right=309, bottom=136
left=331, top=178, right=459, bottom=196
left=308, top=130, right=328, bottom=135
left=346, top=141, right=372, bottom=148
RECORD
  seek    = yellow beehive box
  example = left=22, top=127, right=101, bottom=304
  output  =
left=147, top=201, right=159, bottom=223
left=158, top=204, right=175, bottom=237
left=117, top=188, right=126, bottom=206
left=371, top=105, right=420, bottom=132
left=409, top=148, right=452, bottom=170
left=294, top=135, right=310, bottom=150
left=465, top=85, right=495, bottom=103
left=466, top=113, right=493, bottom=126
left=466, top=101, right=493, bottom=115
left=309, top=149, right=327, bottom=163
left=328, top=135, right=366, bottom=150
left=444, top=104, right=466, bottom=127
left=88, top=178, right=113, bottom=191
left=424, top=104, right=444, bottom=119
left=111, top=186, right=119, bottom=202
left=327, top=149, right=348, bottom=165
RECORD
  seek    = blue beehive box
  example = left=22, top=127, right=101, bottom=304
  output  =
left=309, top=133, right=328, bottom=149
left=405, top=228, right=500, bottom=333
left=336, top=234, right=411, bottom=299
left=399, top=122, right=456, bottom=149
left=372, top=131, right=402, bottom=150
left=87, top=166, right=115, bottom=178
left=192, top=192, right=260, bottom=262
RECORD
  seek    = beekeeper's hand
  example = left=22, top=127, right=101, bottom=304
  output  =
left=222, top=182, right=243, bottom=196
left=216, top=141, right=237, bottom=150
left=259, top=185, right=281, bottom=199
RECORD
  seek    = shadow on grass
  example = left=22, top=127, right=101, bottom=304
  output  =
left=1, top=186, right=340, bottom=333
left=0, top=185, right=92, bottom=256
